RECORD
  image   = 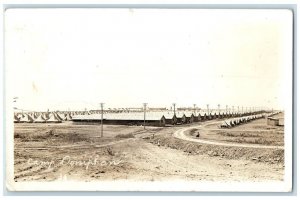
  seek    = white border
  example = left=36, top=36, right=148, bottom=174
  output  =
left=1, top=1, right=296, bottom=194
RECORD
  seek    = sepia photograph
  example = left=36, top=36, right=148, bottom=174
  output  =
left=4, top=7, right=293, bottom=192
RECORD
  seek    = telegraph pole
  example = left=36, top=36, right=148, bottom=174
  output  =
left=172, top=103, right=176, bottom=115
left=143, top=103, right=147, bottom=130
left=226, top=105, right=228, bottom=114
left=206, top=104, right=209, bottom=114
left=193, top=104, right=196, bottom=114
left=217, top=104, right=220, bottom=114
left=100, top=103, right=104, bottom=137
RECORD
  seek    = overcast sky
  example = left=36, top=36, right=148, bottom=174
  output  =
left=5, top=9, right=292, bottom=111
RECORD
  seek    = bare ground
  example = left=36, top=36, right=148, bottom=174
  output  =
left=13, top=117, right=284, bottom=182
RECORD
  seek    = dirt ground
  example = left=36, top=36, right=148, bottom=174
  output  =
left=188, top=118, right=284, bottom=146
left=13, top=115, right=284, bottom=182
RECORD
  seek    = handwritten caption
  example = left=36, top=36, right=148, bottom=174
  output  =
left=27, top=155, right=123, bottom=170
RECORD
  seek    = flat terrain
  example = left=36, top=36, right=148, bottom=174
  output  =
left=187, top=118, right=284, bottom=146
left=14, top=115, right=284, bottom=182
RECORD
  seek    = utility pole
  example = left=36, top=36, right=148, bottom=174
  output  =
left=217, top=104, right=220, bottom=114
left=143, top=103, right=147, bottom=130
left=206, top=104, right=209, bottom=114
left=100, top=103, right=104, bottom=137
left=172, top=103, right=176, bottom=115
left=193, top=104, right=196, bottom=114
left=232, top=106, right=234, bottom=114
left=226, top=105, right=228, bottom=114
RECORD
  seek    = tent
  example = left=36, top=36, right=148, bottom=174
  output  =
left=220, top=120, right=231, bottom=128
left=46, top=113, right=62, bottom=123
left=56, top=113, right=66, bottom=121
left=163, top=112, right=177, bottom=125
left=44, top=112, right=51, bottom=120
left=19, top=114, right=34, bottom=123
left=34, top=114, right=46, bottom=123
left=54, top=113, right=64, bottom=121
left=64, top=113, right=72, bottom=121
left=32, top=112, right=38, bottom=119
left=14, top=114, right=20, bottom=123
left=41, top=113, right=49, bottom=120
left=176, top=112, right=187, bottom=124
left=184, top=112, right=195, bottom=123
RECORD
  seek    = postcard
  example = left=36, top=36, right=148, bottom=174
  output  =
left=4, top=8, right=293, bottom=192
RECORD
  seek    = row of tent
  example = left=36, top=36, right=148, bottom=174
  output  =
left=220, top=114, right=265, bottom=128
left=267, top=111, right=281, bottom=117
left=14, top=110, right=268, bottom=126
left=14, top=112, right=73, bottom=123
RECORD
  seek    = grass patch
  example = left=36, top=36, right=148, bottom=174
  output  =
left=115, top=133, right=135, bottom=138
left=217, top=131, right=260, bottom=138
left=15, top=129, right=91, bottom=143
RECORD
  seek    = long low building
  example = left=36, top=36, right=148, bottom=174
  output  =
left=72, top=113, right=166, bottom=127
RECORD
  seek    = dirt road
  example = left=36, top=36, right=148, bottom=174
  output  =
left=173, top=121, right=284, bottom=149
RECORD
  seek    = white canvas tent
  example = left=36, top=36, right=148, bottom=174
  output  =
left=43, top=113, right=48, bottom=118
left=19, top=114, right=34, bottom=123
left=65, top=113, right=72, bottom=121
left=46, top=113, right=62, bottom=123
left=34, top=114, right=46, bottom=123
left=54, top=113, right=64, bottom=121
left=57, top=113, right=66, bottom=121
left=14, top=114, right=20, bottom=123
